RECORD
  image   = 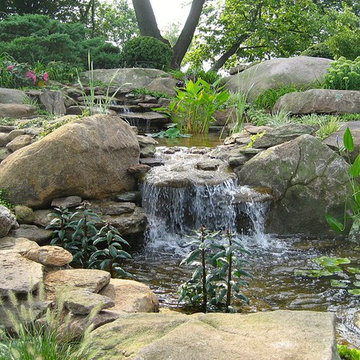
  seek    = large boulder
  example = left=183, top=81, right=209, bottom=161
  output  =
left=225, top=56, right=331, bottom=101
left=0, top=88, right=26, bottom=104
left=88, top=310, right=339, bottom=360
left=273, top=89, right=360, bottom=115
left=0, top=114, right=140, bottom=208
left=237, top=134, right=350, bottom=236
left=82, top=68, right=175, bottom=95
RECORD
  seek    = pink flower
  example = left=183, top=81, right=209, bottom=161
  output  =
left=43, top=72, right=49, bottom=82
left=25, top=70, right=36, bottom=84
left=6, top=65, right=14, bottom=71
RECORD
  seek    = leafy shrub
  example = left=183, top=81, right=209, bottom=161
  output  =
left=0, top=54, right=49, bottom=88
left=121, top=36, right=172, bottom=69
left=254, top=84, right=304, bottom=110
left=0, top=188, right=14, bottom=209
left=46, top=202, right=132, bottom=277
left=185, top=67, right=220, bottom=85
left=301, top=43, right=334, bottom=59
left=323, top=56, right=360, bottom=90
left=130, top=87, right=171, bottom=99
left=338, top=344, right=360, bottom=360
left=168, top=78, right=229, bottom=135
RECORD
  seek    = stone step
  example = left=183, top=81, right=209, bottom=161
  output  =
left=119, top=111, right=169, bottom=130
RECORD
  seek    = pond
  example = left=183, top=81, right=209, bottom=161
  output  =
left=127, top=144, right=360, bottom=348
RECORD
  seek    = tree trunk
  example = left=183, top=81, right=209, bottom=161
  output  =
left=210, top=34, right=249, bottom=72
left=170, top=0, right=206, bottom=69
left=131, top=0, right=169, bottom=44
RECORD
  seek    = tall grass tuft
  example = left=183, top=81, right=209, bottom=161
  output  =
left=0, top=284, right=96, bottom=360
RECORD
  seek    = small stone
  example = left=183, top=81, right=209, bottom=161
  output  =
left=64, top=289, right=115, bottom=315
left=23, top=245, right=73, bottom=266
left=6, top=134, right=32, bottom=152
left=196, top=160, right=222, bottom=171
left=0, top=147, right=10, bottom=162
left=14, top=205, right=35, bottom=224
left=228, top=155, right=248, bottom=167
left=239, top=147, right=263, bottom=155
left=33, top=209, right=55, bottom=227
left=0, top=204, right=17, bottom=238
left=99, top=201, right=136, bottom=216
left=115, top=191, right=141, bottom=203
left=7, top=129, right=26, bottom=141
left=140, top=158, right=164, bottom=167
left=51, top=196, right=82, bottom=209
left=127, top=164, right=151, bottom=178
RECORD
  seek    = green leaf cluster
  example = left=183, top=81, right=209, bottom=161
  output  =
left=323, top=57, right=360, bottom=90
left=46, top=202, right=132, bottom=278
left=0, top=188, right=14, bottom=210
left=179, top=227, right=251, bottom=313
left=169, top=78, right=229, bottom=135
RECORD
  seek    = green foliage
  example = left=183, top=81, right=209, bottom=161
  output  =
left=122, top=36, right=172, bottom=70
left=39, top=118, right=74, bottom=138
left=227, top=92, right=248, bottom=134
left=0, top=14, right=122, bottom=70
left=0, top=53, right=49, bottom=89
left=323, top=57, right=360, bottom=90
left=254, top=84, right=304, bottom=110
left=185, top=67, right=220, bottom=85
left=326, top=127, right=360, bottom=234
left=42, top=61, right=80, bottom=84
left=179, top=227, right=251, bottom=313
left=169, top=78, right=230, bottom=135
left=314, top=116, right=340, bottom=140
left=46, top=202, right=132, bottom=277
left=0, top=287, right=95, bottom=360
left=148, top=124, right=192, bottom=139
left=130, top=88, right=172, bottom=99
left=301, top=43, right=334, bottom=59
left=338, top=344, right=360, bottom=359
left=0, top=189, right=14, bottom=209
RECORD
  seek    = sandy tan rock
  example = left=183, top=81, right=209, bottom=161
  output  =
left=23, top=245, right=73, bottom=266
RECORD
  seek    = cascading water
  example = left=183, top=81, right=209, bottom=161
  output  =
left=140, top=146, right=271, bottom=254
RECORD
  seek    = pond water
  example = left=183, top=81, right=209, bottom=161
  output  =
left=128, top=144, right=360, bottom=348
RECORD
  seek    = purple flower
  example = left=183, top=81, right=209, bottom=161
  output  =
left=6, top=65, right=14, bottom=71
left=43, top=72, right=49, bottom=82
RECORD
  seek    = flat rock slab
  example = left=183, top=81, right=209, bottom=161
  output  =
left=0, top=252, right=43, bottom=295
left=89, top=310, right=340, bottom=360
left=44, top=269, right=111, bottom=301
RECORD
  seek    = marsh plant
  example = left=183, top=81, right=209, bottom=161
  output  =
left=326, top=128, right=360, bottom=243
left=46, top=202, right=132, bottom=277
left=167, top=78, right=229, bottom=135
left=179, top=227, right=251, bottom=313
left=0, top=286, right=96, bottom=360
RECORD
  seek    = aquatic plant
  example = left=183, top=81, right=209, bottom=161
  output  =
left=148, top=124, right=191, bottom=139
left=179, top=227, right=251, bottom=313
left=168, top=78, right=229, bottom=135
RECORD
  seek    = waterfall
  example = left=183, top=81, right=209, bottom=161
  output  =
left=140, top=147, right=271, bottom=255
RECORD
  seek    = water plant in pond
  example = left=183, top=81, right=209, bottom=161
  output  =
left=168, top=78, right=229, bottom=135
left=326, top=127, right=360, bottom=241
left=148, top=124, right=191, bottom=139
left=179, top=227, right=251, bottom=313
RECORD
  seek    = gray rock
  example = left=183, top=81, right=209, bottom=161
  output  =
left=33, top=209, right=55, bottom=227
left=225, top=56, right=331, bottom=102
left=6, top=134, right=32, bottom=152
left=273, top=89, right=360, bottom=115
left=137, top=135, right=157, bottom=158
left=119, top=111, right=168, bottom=130
left=0, top=125, right=15, bottom=133
left=64, top=289, right=115, bottom=315
left=0, top=115, right=140, bottom=208
left=115, top=191, right=141, bottom=203
left=196, top=159, right=222, bottom=171
left=237, top=134, right=351, bottom=236
left=252, top=123, right=316, bottom=148
left=39, top=89, right=66, bottom=115
left=147, top=77, right=177, bottom=97
left=51, top=196, right=82, bottom=209
left=127, top=164, right=151, bottom=179
left=0, top=147, right=10, bottom=162
left=0, top=104, right=37, bottom=118
left=0, top=88, right=26, bottom=104
left=10, top=224, right=53, bottom=244
left=0, top=204, right=17, bottom=238
left=88, top=310, right=340, bottom=360
left=91, top=200, right=136, bottom=216
left=102, top=207, right=147, bottom=237
left=0, top=251, right=43, bottom=296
